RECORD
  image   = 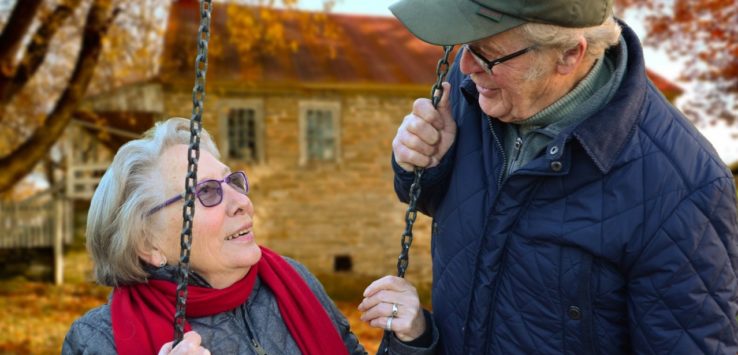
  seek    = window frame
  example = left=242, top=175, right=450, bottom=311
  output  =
left=298, top=100, right=341, bottom=166
left=218, top=98, right=265, bottom=164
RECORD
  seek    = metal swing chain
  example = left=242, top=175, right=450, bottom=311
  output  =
left=173, top=0, right=212, bottom=346
left=396, top=45, right=454, bottom=278
left=382, top=45, right=454, bottom=354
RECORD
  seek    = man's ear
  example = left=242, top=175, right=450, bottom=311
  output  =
left=557, top=36, right=588, bottom=75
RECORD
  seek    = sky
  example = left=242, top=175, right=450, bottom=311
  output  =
left=294, top=0, right=738, bottom=164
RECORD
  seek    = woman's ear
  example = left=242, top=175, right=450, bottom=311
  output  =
left=557, top=36, right=588, bottom=75
left=137, top=241, right=167, bottom=267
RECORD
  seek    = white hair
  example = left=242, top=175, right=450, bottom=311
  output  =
left=86, top=117, right=220, bottom=286
left=516, top=16, right=622, bottom=80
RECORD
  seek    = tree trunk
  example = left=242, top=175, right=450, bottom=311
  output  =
left=0, top=0, right=83, bottom=110
left=0, top=0, right=117, bottom=193
left=0, top=0, right=43, bottom=74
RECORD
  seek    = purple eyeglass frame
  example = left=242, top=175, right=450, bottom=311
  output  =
left=147, top=171, right=249, bottom=216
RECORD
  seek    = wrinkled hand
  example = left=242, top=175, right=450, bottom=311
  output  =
left=392, top=82, right=456, bottom=172
left=158, top=331, right=211, bottom=355
left=358, top=276, right=426, bottom=342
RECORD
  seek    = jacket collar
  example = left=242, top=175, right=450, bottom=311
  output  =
left=570, top=21, right=647, bottom=174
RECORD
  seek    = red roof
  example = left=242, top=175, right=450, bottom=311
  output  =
left=161, top=0, right=681, bottom=99
left=161, top=1, right=449, bottom=89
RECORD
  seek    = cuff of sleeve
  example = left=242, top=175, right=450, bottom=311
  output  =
left=399, top=311, right=434, bottom=348
left=386, top=310, right=438, bottom=355
left=391, top=153, right=416, bottom=184
left=391, top=151, right=453, bottom=189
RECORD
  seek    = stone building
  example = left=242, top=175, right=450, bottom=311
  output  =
left=69, top=0, right=683, bottom=291
left=72, top=0, right=446, bottom=288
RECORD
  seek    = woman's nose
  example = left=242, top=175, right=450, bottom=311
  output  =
left=224, top=184, right=253, bottom=216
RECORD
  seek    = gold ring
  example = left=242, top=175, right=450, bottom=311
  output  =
left=391, top=303, right=399, bottom=317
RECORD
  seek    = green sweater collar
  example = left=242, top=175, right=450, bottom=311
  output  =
left=518, top=56, right=612, bottom=136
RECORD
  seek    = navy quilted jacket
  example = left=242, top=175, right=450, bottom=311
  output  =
left=393, top=23, right=738, bottom=354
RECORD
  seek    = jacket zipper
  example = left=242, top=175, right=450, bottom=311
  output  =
left=509, top=136, right=523, bottom=177
left=487, top=117, right=507, bottom=190
left=243, top=309, right=268, bottom=355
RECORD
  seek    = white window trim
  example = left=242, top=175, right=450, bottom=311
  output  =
left=218, top=98, right=265, bottom=164
left=298, top=100, right=341, bottom=166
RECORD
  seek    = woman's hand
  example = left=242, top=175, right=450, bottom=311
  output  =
left=158, top=331, right=211, bottom=355
left=358, top=275, right=426, bottom=342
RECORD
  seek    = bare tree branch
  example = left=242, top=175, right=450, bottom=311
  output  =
left=0, top=0, right=83, bottom=108
left=0, top=0, right=117, bottom=193
left=0, top=0, right=44, bottom=74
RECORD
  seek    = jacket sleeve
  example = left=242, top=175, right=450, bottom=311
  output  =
left=626, top=176, right=738, bottom=354
left=392, top=149, right=454, bottom=217
left=62, top=308, right=117, bottom=355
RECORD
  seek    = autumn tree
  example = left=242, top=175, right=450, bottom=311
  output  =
left=617, top=0, right=738, bottom=124
left=0, top=0, right=145, bottom=194
left=0, top=0, right=333, bottom=195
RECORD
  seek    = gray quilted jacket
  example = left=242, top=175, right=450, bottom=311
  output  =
left=62, top=258, right=437, bottom=354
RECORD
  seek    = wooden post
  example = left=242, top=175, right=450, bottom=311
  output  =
left=65, top=198, right=74, bottom=245
left=54, top=197, right=64, bottom=285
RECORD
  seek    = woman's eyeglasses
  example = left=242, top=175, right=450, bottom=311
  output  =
left=147, top=171, right=249, bottom=216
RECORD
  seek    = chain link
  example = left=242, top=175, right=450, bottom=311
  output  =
left=173, top=0, right=212, bottom=346
left=382, top=45, right=454, bottom=354
left=396, top=45, right=454, bottom=278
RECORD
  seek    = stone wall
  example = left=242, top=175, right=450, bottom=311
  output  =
left=162, top=88, right=435, bottom=287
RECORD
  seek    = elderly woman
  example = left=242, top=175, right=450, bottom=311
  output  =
left=62, top=117, right=436, bottom=354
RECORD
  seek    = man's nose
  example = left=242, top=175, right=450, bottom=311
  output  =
left=459, top=47, right=482, bottom=75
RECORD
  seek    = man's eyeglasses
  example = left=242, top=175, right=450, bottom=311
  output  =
left=148, top=171, right=249, bottom=216
left=463, top=44, right=534, bottom=75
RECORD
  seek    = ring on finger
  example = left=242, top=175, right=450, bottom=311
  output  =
left=386, top=316, right=394, bottom=332
left=391, top=303, right=399, bottom=318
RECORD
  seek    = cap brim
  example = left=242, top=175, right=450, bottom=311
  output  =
left=389, top=0, right=525, bottom=45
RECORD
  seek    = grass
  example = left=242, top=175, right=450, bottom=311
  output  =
left=0, top=250, right=386, bottom=354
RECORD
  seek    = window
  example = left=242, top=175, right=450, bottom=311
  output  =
left=299, top=101, right=341, bottom=165
left=227, top=108, right=257, bottom=160
left=219, top=99, right=264, bottom=163
left=334, top=255, right=353, bottom=272
left=307, top=109, right=335, bottom=160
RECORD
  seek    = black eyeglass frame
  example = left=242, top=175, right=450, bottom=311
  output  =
left=463, top=44, right=535, bottom=75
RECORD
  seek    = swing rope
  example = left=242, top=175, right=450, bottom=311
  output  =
left=382, top=44, right=454, bottom=353
left=173, top=0, right=212, bottom=346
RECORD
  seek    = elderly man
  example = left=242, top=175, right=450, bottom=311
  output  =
left=389, top=0, right=738, bottom=353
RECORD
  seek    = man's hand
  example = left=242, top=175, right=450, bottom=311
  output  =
left=392, top=82, right=456, bottom=172
left=359, top=275, right=426, bottom=342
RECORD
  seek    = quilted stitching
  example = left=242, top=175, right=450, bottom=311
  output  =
left=395, top=23, right=738, bottom=355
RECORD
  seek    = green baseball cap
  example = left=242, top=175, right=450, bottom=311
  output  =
left=389, top=0, right=613, bottom=45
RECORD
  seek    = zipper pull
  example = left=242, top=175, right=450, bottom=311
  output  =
left=514, top=137, right=523, bottom=151
left=251, top=338, right=268, bottom=355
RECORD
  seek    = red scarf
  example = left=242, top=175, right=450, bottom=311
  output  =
left=111, top=246, right=348, bottom=355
